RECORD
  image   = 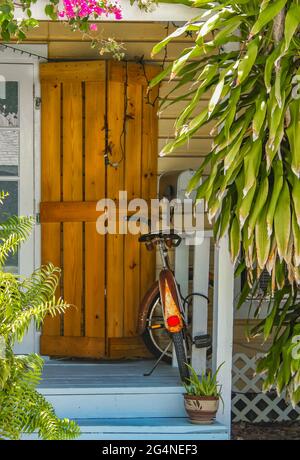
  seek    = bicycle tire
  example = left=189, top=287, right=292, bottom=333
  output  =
left=172, top=332, right=190, bottom=383
left=141, top=290, right=172, bottom=364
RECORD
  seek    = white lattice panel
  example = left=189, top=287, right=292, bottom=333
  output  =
left=231, top=353, right=300, bottom=422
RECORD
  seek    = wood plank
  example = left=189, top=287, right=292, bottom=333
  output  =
left=62, top=82, right=83, bottom=338
left=47, top=41, right=205, bottom=62
left=85, top=80, right=106, bottom=339
left=158, top=137, right=212, bottom=155
left=40, top=335, right=105, bottom=359
left=159, top=81, right=211, bottom=100
left=158, top=156, right=210, bottom=174
left=108, top=337, right=152, bottom=359
left=40, top=200, right=137, bottom=222
left=109, top=61, right=161, bottom=85
left=124, top=79, right=142, bottom=337
left=140, top=81, right=159, bottom=297
left=106, top=61, right=126, bottom=339
left=41, top=201, right=98, bottom=222
left=160, top=98, right=209, bottom=119
left=47, top=21, right=196, bottom=43
left=41, top=81, right=61, bottom=337
left=159, top=118, right=214, bottom=138
left=40, top=61, right=106, bottom=82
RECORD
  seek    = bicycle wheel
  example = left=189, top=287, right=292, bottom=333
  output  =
left=142, top=287, right=193, bottom=365
left=172, top=331, right=190, bottom=383
left=142, top=293, right=173, bottom=364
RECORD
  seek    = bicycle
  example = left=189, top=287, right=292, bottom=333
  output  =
left=137, top=229, right=211, bottom=383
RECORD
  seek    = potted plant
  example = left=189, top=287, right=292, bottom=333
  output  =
left=183, top=364, right=223, bottom=425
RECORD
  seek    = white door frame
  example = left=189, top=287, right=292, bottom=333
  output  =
left=0, top=44, right=48, bottom=354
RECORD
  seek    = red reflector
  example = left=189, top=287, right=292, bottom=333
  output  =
left=167, top=315, right=180, bottom=327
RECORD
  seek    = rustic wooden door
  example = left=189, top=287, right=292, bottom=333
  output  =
left=40, top=61, right=159, bottom=359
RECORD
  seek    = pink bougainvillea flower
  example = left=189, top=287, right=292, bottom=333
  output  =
left=58, top=0, right=123, bottom=23
left=89, top=23, right=98, bottom=31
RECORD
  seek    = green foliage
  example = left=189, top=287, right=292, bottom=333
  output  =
left=0, top=0, right=47, bottom=41
left=150, top=1, right=300, bottom=404
left=0, top=193, right=80, bottom=440
left=184, top=363, right=223, bottom=400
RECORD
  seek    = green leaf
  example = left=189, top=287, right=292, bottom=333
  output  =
left=255, top=203, right=270, bottom=269
left=230, top=216, right=240, bottom=264
left=292, top=210, right=300, bottom=266
left=237, top=37, right=259, bottom=85
left=218, top=193, right=232, bottom=239
left=284, top=3, right=300, bottom=52
left=286, top=99, right=300, bottom=179
left=250, top=0, right=288, bottom=36
left=266, top=160, right=283, bottom=237
left=239, top=183, right=256, bottom=228
left=243, top=139, right=262, bottom=197
left=247, top=176, right=269, bottom=239
left=292, top=176, right=300, bottom=227
left=264, top=44, right=282, bottom=94
left=0, top=4, right=11, bottom=14
left=274, top=180, right=291, bottom=262
left=149, top=63, right=172, bottom=89
left=152, top=22, right=200, bottom=57
left=252, top=94, right=267, bottom=140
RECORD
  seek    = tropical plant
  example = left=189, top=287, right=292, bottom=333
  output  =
left=0, top=191, right=80, bottom=440
left=147, top=1, right=300, bottom=404
left=184, top=363, right=223, bottom=401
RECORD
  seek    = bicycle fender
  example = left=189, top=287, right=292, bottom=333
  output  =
left=159, top=269, right=184, bottom=334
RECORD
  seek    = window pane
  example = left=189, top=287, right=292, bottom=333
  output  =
left=0, top=81, right=19, bottom=127
left=0, top=180, right=19, bottom=273
left=0, top=129, right=19, bottom=176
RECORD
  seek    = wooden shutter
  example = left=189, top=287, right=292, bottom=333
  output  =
left=40, top=61, right=159, bottom=359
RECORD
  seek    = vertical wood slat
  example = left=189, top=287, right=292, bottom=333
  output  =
left=85, top=80, right=106, bottom=339
left=62, top=82, right=83, bottom=337
left=124, top=79, right=143, bottom=336
left=106, top=62, right=126, bottom=339
left=41, top=81, right=61, bottom=337
left=140, top=83, right=159, bottom=297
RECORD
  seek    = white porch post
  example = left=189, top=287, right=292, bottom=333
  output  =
left=212, top=235, right=234, bottom=430
left=191, top=233, right=211, bottom=374
left=173, top=241, right=189, bottom=367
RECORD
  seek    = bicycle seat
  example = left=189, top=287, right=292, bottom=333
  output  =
left=139, top=230, right=182, bottom=246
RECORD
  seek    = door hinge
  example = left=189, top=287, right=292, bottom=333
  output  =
left=35, top=212, right=40, bottom=224
left=34, top=97, right=41, bottom=110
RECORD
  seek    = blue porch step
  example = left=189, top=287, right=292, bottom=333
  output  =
left=34, top=361, right=230, bottom=440
left=75, top=418, right=229, bottom=440
left=22, top=418, right=229, bottom=440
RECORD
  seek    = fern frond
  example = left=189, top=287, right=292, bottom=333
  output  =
left=0, top=215, right=34, bottom=240
left=10, top=297, right=69, bottom=343
left=0, top=191, right=9, bottom=205
left=0, top=216, right=34, bottom=267
left=0, top=205, right=78, bottom=440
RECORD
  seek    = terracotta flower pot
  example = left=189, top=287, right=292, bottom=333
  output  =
left=184, top=394, right=219, bottom=424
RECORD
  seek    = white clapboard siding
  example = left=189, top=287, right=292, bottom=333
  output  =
left=24, top=21, right=193, bottom=42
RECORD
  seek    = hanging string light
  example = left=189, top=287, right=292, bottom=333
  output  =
left=0, top=43, right=49, bottom=61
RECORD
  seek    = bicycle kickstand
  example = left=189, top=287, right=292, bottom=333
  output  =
left=143, top=341, right=172, bottom=377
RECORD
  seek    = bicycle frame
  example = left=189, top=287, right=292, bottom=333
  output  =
left=137, top=239, right=185, bottom=335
